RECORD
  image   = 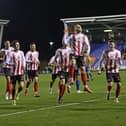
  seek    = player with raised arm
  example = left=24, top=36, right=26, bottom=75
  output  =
left=8, top=40, right=25, bottom=105
left=63, top=24, right=92, bottom=93
left=0, top=40, right=13, bottom=100
left=98, top=39, right=122, bottom=103
left=25, top=42, right=40, bottom=97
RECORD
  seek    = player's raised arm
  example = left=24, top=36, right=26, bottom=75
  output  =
left=117, top=50, right=122, bottom=70
left=85, top=35, right=91, bottom=55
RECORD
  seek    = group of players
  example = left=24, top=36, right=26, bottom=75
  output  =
left=48, top=24, right=122, bottom=104
left=0, top=23, right=122, bottom=105
left=48, top=24, right=94, bottom=104
left=0, top=40, right=40, bottom=105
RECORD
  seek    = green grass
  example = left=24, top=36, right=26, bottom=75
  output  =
left=0, top=71, right=126, bottom=126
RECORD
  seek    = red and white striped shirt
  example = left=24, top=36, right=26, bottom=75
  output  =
left=9, top=50, right=25, bottom=76
left=48, top=55, right=59, bottom=74
left=25, top=51, right=39, bottom=71
left=63, top=33, right=90, bottom=56
left=55, top=47, right=72, bottom=72
left=0, top=47, right=14, bottom=68
left=100, top=49, right=121, bottom=73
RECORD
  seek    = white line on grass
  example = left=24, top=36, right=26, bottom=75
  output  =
left=0, top=95, right=126, bottom=118
left=0, top=99, right=97, bottom=117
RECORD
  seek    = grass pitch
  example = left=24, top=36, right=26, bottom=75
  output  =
left=0, top=71, right=126, bottom=126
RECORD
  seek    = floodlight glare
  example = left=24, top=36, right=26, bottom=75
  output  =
left=104, top=29, right=112, bottom=32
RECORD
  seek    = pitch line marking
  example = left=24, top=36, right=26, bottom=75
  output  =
left=0, top=95, right=126, bottom=118
left=0, top=99, right=97, bottom=117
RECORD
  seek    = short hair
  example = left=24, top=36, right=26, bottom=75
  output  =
left=12, top=40, right=19, bottom=47
left=30, top=42, right=36, bottom=45
left=108, top=39, right=115, bottom=43
left=4, top=40, right=10, bottom=43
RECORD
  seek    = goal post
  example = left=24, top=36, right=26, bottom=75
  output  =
left=60, top=14, right=126, bottom=70
left=0, top=19, right=10, bottom=49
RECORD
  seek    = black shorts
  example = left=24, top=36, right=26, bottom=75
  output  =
left=73, top=55, right=85, bottom=68
left=3, top=68, right=11, bottom=76
left=27, top=70, right=38, bottom=80
left=52, top=74, right=58, bottom=81
left=11, top=75, right=24, bottom=85
left=58, top=71, right=69, bottom=83
left=106, top=73, right=121, bottom=83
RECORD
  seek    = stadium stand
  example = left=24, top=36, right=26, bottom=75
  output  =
left=90, top=42, right=126, bottom=70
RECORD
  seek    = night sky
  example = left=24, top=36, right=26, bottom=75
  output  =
left=0, top=0, right=126, bottom=60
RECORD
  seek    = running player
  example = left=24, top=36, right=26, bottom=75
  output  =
left=25, top=42, right=40, bottom=97
left=8, top=40, right=25, bottom=105
left=98, top=39, right=122, bottom=103
left=0, top=40, right=13, bottom=100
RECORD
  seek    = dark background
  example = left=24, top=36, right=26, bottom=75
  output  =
left=0, top=0, right=126, bottom=61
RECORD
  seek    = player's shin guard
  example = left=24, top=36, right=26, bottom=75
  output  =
left=76, top=80, right=80, bottom=91
left=116, top=84, right=121, bottom=98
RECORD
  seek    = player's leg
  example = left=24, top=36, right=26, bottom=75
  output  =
left=25, top=70, right=32, bottom=96
left=6, top=75, right=12, bottom=99
left=86, top=67, right=89, bottom=81
left=58, top=72, right=66, bottom=104
left=80, top=66, right=92, bottom=93
left=89, top=71, right=93, bottom=81
left=106, top=73, right=113, bottom=100
left=25, top=79, right=31, bottom=96
left=75, top=72, right=81, bottom=93
left=3, top=68, right=12, bottom=100
left=66, top=72, right=71, bottom=94
left=114, top=73, right=121, bottom=103
left=115, top=82, right=121, bottom=103
left=16, top=75, right=24, bottom=100
left=69, top=55, right=76, bottom=84
left=11, top=76, right=16, bottom=105
left=3, top=69, right=9, bottom=99
left=58, top=79, right=65, bottom=104
left=49, top=74, right=57, bottom=94
left=34, top=71, right=40, bottom=97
